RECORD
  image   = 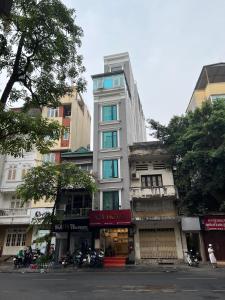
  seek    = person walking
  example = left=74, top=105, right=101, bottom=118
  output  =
left=208, top=244, right=217, bottom=268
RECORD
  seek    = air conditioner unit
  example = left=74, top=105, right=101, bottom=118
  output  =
left=132, top=173, right=139, bottom=179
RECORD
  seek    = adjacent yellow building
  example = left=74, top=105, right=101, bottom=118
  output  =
left=186, top=63, right=225, bottom=112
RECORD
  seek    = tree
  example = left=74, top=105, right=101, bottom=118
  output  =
left=17, top=162, right=96, bottom=253
left=0, top=0, right=86, bottom=156
left=148, top=99, right=225, bottom=215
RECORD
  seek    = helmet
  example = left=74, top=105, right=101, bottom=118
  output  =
left=208, top=244, right=212, bottom=247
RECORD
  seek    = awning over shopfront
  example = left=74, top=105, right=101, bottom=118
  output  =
left=181, top=217, right=201, bottom=231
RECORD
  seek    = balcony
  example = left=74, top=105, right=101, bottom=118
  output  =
left=130, top=185, right=177, bottom=199
left=57, top=208, right=91, bottom=219
left=93, top=74, right=125, bottom=91
left=0, top=208, right=30, bottom=225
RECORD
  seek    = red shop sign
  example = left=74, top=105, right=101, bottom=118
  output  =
left=89, top=210, right=131, bottom=227
left=204, top=217, right=225, bottom=230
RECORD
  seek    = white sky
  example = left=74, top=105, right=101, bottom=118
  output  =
left=63, top=0, right=225, bottom=125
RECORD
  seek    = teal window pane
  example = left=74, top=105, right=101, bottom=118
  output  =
left=103, top=77, right=113, bottom=89
left=112, top=131, right=118, bottom=147
left=102, top=131, right=118, bottom=149
left=103, top=191, right=119, bottom=210
left=112, top=105, right=117, bottom=120
left=102, top=105, right=117, bottom=121
left=103, top=159, right=118, bottom=179
left=102, top=106, right=112, bottom=121
left=93, top=79, right=97, bottom=90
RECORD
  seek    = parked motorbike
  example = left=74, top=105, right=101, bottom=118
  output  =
left=185, top=250, right=199, bottom=267
left=13, top=256, right=23, bottom=269
left=60, top=253, right=73, bottom=268
left=90, top=249, right=104, bottom=268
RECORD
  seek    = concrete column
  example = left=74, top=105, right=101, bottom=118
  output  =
left=134, top=226, right=140, bottom=261
left=174, top=224, right=184, bottom=260
left=199, top=232, right=207, bottom=262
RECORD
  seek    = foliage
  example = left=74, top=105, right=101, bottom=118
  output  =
left=0, top=109, right=62, bottom=156
left=17, top=162, right=97, bottom=204
left=148, top=99, right=225, bottom=215
left=17, top=162, right=96, bottom=253
left=0, top=0, right=86, bottom=156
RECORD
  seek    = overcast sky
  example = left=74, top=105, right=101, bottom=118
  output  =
left=63, top=0, right=225, bottom=125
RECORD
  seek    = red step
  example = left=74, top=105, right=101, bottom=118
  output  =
left=104, top=257, right=126, bottom=267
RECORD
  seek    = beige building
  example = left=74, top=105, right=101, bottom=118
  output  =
left=186, top=63, right=225, bottom=112
left=129, top=142, right=183, bottom=263
left=0, top=89, right=91, bottom=256
left=40, top=89, right=91, bottom=164
left=31, top=89, right=91, bottom=251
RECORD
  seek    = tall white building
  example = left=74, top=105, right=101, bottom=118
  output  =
left=90, top=53, right=146, bottom=262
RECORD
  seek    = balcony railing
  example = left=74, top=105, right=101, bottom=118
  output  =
left=0, top=208, right=28, bottom=216
left=57, top=208, right=91, bottom=218
left=130, top=185, right=177, bottom=198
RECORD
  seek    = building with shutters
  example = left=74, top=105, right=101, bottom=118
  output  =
left=90, top=53, right=146, bottom=265
left=129, top=142, right=183, bottom=263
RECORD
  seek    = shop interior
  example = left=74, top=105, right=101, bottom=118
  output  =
left=100, top=228, right=128, bottom=257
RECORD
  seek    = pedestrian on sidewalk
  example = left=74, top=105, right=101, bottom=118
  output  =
left=208, top=244, right=217, bottom=268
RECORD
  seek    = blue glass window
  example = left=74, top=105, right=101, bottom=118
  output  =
left=103, top=77, right=113, bottom=89
left=93, top=75, right=124, bottom=91
left=102, top=105, right=117, bottom=121
left=102, top=131, right=118, bottom=149
left=103, top=159, right=118, bottom=179
left=103, top=191, right=119, bottom=210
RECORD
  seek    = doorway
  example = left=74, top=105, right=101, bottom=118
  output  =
left=100, top=228, right=128, bottom=257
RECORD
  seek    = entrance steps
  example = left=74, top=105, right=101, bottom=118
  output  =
left=104, top=256, right=126, bottom=267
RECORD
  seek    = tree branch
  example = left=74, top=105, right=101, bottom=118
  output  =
left=1, top=32, right=25, bottom=107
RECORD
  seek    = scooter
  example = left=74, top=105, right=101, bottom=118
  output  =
left=13, top=256, right=23, bottom=269
left=60, top=254, right=73, bottom=268
left=90, top=249, right=104, bottom=268
left=185, top=250, right=199, bottom=267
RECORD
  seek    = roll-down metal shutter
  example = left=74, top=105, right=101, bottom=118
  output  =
left=139, top=229, right=177, bottom=259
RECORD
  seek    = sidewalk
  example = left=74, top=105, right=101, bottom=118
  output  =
left=1, top=261, right=225, bottom=274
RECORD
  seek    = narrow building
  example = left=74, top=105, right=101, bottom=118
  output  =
left=90, top=53, right=146, bottom=266
left=129, top=142, right=183, bottom=263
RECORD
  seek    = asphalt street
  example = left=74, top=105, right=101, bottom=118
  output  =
left=0, top=267, right=225, bottom=300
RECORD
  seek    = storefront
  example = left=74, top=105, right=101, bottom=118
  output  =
left=54, top=219, right=92, bottom=259
left=181, top=217, right=206, bottom=261
left=1, top=225, right=32, bottom=256
left=134, top=217, right=183, bottom=262
left=202, top=216, right=225, bottom=261
left=89, top=210, right=133, bottom=259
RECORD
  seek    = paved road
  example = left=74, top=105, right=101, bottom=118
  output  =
left=0, top=268, right=225, bottom=300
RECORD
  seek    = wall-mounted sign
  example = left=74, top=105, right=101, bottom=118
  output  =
left=89, top=210, right=131, bottom=227
left=53, top=219, right=89, bottom=232
left=203, top=216, right=225, bottom=231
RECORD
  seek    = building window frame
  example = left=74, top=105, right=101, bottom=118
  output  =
left=102, top=104, right=118, bottom=122
left=102, top=159, right=119, bottom=179
left=102, top=190, right=120, bottom=210
left=43, top=153, right=56, bottom=163
left=63, top=127, right=70, bottom=140
left=47, top=107, right=59, bottom=118
left=5, top=230, right=26, bottom=247
left=141, top=174, right=163, bottom=188
left=7, top=165, right=17, bottom=181
left=101, top=130, right=118, bottom=149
